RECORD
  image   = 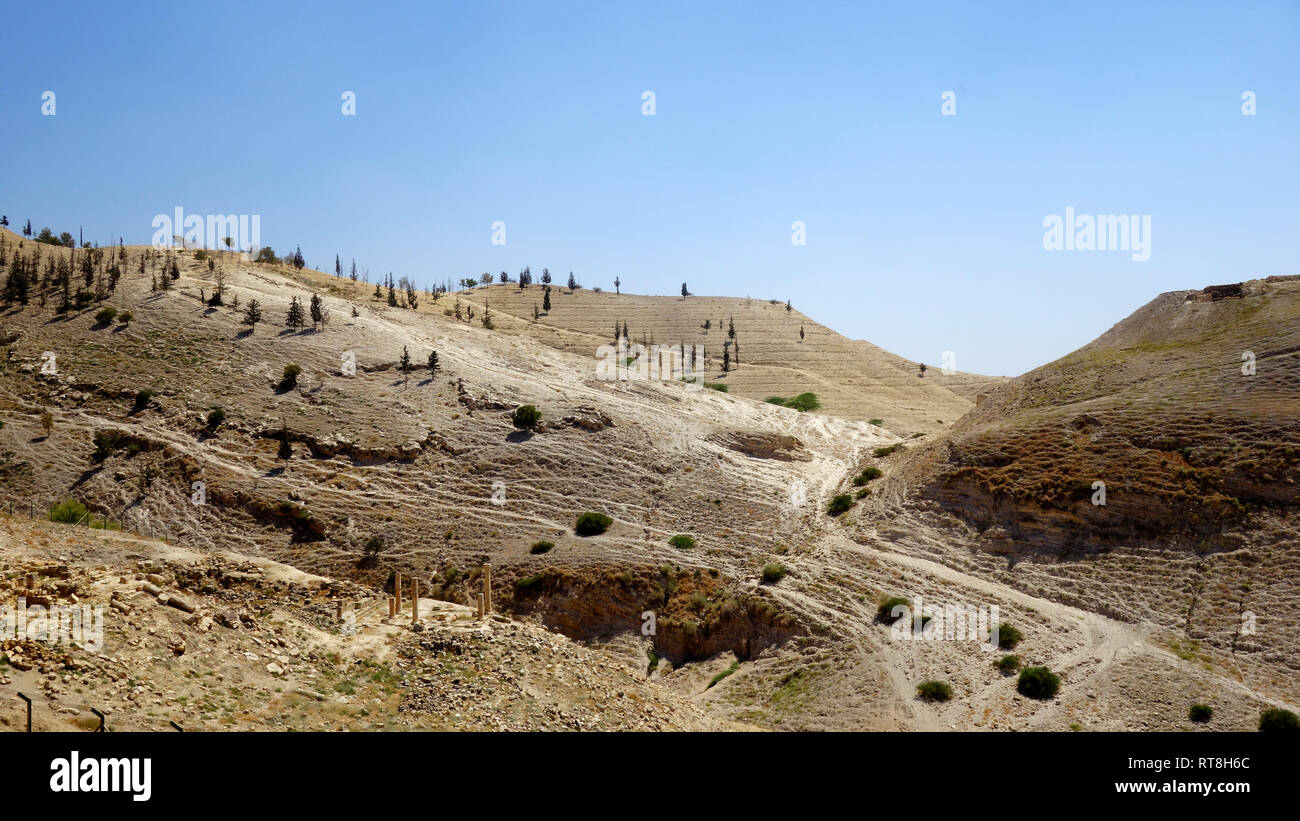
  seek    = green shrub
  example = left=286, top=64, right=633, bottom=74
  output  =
left=826, top=493, right=855, bottom=516
left=94, top=307, right=117, bottom=324
left=206, top=407, right=226, bottom=428
left=511, top=404, right=541, bottom=430
left=916, top=680, right=953, bottom=702
left=529, top=540, right=554, bottom=555
left=877, top=596, right=910, bottom=624
left=854, top=487, right=871, bottom=499
left=703, top=382, right=728, bottom=392
left=707, top=660, right=740, bottom=689
left=280, top=363, right=302, bottom=389
left=995, top=654, right=1022, bottom=675
left=868, top=418, right=884, bottom=426
left=784, top=392, right=821, bottom=412
left=117, top=311, right=133, bottom=324
left=998, top=623, right=1023, bottom=649
left=574, top=511, right=612, bottom=536
left=761, top=563, right=786, bottom=584
left=515, top=573, right=546, bottom=592
left=134, top=389, right=154, bottom=410
left=766, top=393, right=821, bottom=412
left=668, top=534, right=696, bottom=550
left=852, top=466, right=883, bottom=486
left=1189, top=704, right=1213, bottom=723
left=1259, top=708, right=1300, bottom=733
left=873, top=443, right=903, bottom=458
left=1017, top=666, right=1060, bottom=700
left=50, top=500, right=89, bottom=524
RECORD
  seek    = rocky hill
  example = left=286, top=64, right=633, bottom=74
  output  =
left=1, top=226, right=1295, bottom=730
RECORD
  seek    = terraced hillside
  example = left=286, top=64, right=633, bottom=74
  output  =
left=2, top=226, right=1295, bottom=729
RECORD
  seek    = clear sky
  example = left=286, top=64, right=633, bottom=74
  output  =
left=2, top=1, right=1296, bottom=376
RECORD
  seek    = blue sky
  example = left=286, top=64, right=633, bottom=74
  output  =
left=2, top=0, right=1296, bottom=376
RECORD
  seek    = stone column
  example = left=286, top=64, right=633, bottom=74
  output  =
left=483, top=564, right=492, bottom=616
left=478, top=592, right=485, bottom=619
left=334, top=599, right=343, bottom=621
left=388, top=597, right=396, bottom=618
left=394, top=572, right=402, bottom=610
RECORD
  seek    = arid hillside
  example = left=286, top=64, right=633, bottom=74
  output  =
left=1, top=227, right=1295, bottom=730
left=906, top=276, right=1300, bottom=543
left=847, top=277, right=1300, bottom=704
left=439, top=282, right=1004, bottom=432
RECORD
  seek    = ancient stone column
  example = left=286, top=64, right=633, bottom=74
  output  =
left=334, top=600, right=343, bottom=621
left=483, top=564, right=492, bottom=616
left=478, top=592, right=485, bottom=619
left=394, top=572, right=402, bottom=610
left=388, top=597, right=396, bottom=618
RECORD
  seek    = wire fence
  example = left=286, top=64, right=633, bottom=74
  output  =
left=2, top=498, right=177, bottom=543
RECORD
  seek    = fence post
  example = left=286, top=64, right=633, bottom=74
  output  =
left=17, top=692, right=32, bottom=732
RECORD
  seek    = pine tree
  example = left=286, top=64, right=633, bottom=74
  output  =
left=614, top=321, right=620, bottom=343
left=243, top=303, right=263, bottom=338
left=614, top=276, right=620, bottom=295
left=728, top=317, right=735, bottom=340
left=350, top=259, right=358, bottom=281
left=399, top=345, right=412, bottom=387
left=722, top=345, right=730, bottom=373
left=292, top=246, right=305, bottom=270
left=427, top=350, right=440, bottom=376
left=567, top=272, right=577, bottom=291
left=786, top=299, right=792, bottom=312
left=285, top=296, right=306, bottom=328
left=541, top=268, right=551, bottom=286
left=278, top=425, right=292, bottom=460
left=799, top=325, right=805, bottom=342
left=681, top=282, right=689, bottom=298
left=542, top=286, right=552, bottom=313
left=309, top=293, right=325, bottom=329
left=373, top=282, right=382, bottom=299
left=335, top=254, right=341, bottom=277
